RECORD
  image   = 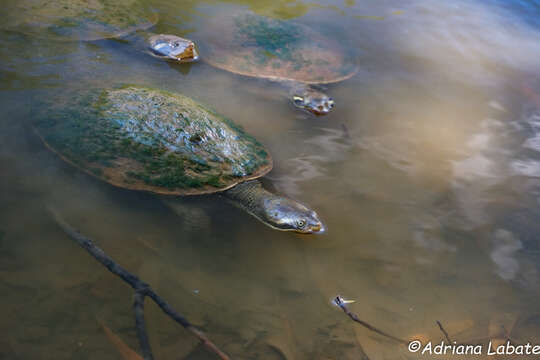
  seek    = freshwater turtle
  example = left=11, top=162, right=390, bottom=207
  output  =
left=34, top=85, right=324, bottom=233
left=192, top=12, right=358, bottom=115
left=1, top=0, right=198, bottom=63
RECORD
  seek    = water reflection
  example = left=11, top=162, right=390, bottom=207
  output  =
left=490, top=229, right=523, bottom=281
left=270, top=127, right=352, bottom=196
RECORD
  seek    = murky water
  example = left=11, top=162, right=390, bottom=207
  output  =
left=2, top=0, right=540, bottom=359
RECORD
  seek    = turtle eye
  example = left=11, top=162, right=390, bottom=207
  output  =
left=318, top=105, right=324, bottom=112
left=173, top=42, right=179, bottom=47
left=293, top=96, right=304, bottom=106
left=296, top=219, right=306, bottom=228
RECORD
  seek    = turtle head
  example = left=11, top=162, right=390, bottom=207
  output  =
left=263, top=197, right=325, bottom=234
left=292, top=88, right=335, bottom=115
left=148, top=34, right=199, bottom=63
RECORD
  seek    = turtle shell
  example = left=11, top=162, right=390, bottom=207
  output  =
left=1, top=0, right=158, bottom=41
left=34, top=86, right=272, bottom=195
left=194, top=12, right=358, bottom=84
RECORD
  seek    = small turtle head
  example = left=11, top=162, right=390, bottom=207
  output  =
left=148, top=34, right=199, bottom=63
left=292, top=88, right=335, bottom=115
left=263, top=198, right=325, bottom=234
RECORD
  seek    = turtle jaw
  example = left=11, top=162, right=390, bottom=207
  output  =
left=299, top=216, right=325, bottom=234
left=170, top=42, right=199, bottom=63
left=148, top=34, right=199, bottom=63
left=309, top=221, right=325, bottom=234
left=294, top=222, right=325, bottom=234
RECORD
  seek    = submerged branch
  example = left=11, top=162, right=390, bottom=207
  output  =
left=49, top=208, right=231, bottom=360
left=436, top=320, right=452, bottom=343
left=333, top=296, right=408, bottom=345
left=134, top=291, right=153, bottom=360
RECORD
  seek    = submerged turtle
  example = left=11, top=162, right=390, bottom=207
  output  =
left=193, top=12, right=358, bottom=115
left=1, top=0, right=198, bottom=62
left=34, top=85, right=324, bottom=233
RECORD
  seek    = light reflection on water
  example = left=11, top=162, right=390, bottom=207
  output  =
left=1, top=0, right=540, bottom=359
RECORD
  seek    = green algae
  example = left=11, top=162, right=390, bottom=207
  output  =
left=236, top=14, right=304, bottom=63
left=229, top=14, right=321, bottom=74
left=6, top=0, right=156, bottom=41
left=34, top=86, right=270, bottom=191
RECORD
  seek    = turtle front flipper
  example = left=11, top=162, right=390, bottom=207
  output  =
left=289, top=82, right=335, bottom=116
left=223, top=180, right=324, bottom=234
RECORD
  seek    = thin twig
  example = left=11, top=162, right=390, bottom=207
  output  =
left=436, top=320, right=452, bottom=343
left=333, top=296, right=408, bottom=345
left=134, top=291, right=153, bottom=360
left=49, top=208, right=231, bottom=360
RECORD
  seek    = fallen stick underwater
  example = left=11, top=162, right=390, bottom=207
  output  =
left=333, top=296, right=462, bottom=352
left=49, top=208, right=230, bottom=360
left=333, top=296, right=409, bottom=345
left=436, top=320, right=452, bottom=343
